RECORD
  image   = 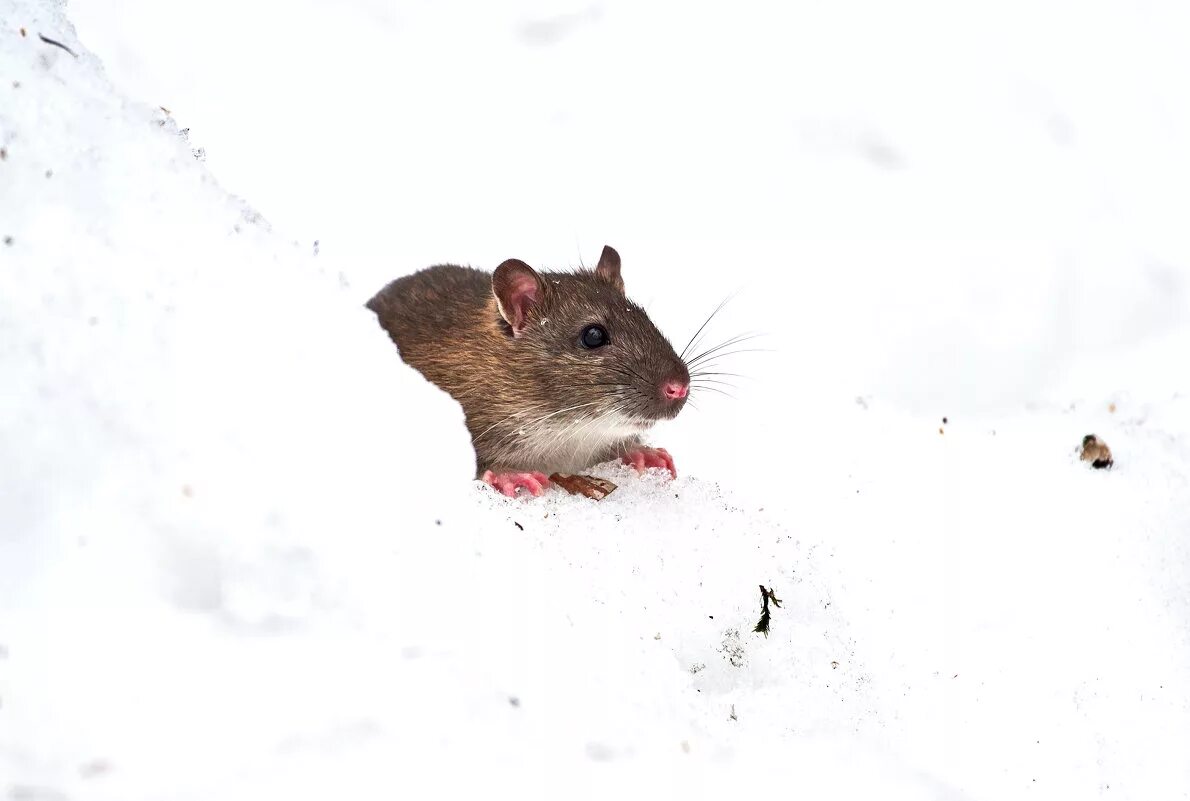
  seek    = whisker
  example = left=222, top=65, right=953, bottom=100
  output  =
left=688, top=347, right=773, bottom=368
left=689, top=377, right=738, bottom=390
left=485, top=400, right=605, bottom=449
left=689, top=385, right=737, bottom=400
left=679, top=292, right=739, bottom=361
left=550, top=400, right=631, bottom=456
left=687, top=332, right=765, bottom=367
left=473, top=402, right=551, bottom=441
left=584, top=361, right=652, bottom=388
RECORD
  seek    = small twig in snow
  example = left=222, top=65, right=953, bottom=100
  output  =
left=38, top=33, right=78, bottom=58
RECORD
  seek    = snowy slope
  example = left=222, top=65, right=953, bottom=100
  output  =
left=3, top=0, right=1190, bottom=799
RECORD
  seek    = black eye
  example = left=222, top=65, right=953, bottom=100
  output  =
left=580, top=324, right=609, bottom=349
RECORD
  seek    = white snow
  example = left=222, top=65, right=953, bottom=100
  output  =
left=2, top=0, right=1190, bottom=798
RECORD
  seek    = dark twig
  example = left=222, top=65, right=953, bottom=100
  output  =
left=753, top=584, right=783, bottom=637
left=39, top=33, right=78, bottom=58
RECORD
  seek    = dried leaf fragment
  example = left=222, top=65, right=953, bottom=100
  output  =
left=753, top=584, right=783, bottom=637
left=549, top=473, right=617, bottom=500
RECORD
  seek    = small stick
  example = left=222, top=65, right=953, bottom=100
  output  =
left=549, top=473, right=617, bottom=500
left=38, top=33, right=78, bottom=58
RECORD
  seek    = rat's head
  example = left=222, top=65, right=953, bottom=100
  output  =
left=492, top=246, right=690, bottom=431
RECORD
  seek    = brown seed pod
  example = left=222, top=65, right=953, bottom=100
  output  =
left=1080, top=435, right=1113, bottom=469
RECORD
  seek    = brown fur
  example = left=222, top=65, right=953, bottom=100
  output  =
left=367, top=247, right=689, bottom=477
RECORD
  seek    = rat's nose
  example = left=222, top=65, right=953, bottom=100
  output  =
left=662, top=380, right=689, bottom=401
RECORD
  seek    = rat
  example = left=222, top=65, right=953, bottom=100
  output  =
left=367, top=245, right=690, bottom=497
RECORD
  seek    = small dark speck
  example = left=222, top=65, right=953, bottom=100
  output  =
left=942, top=416, right=948, bottom=424
left=1, top=147, right=7, bottom=160
left=508, top=696, right=520, bottom=707
left=434, top=519, right=442, bottom=526
left=514, top=522, right=524, bottom=531
left=708, top=615, right=714, bottom=619
left=12, top=80, right=21, bottom=88
left=3, top=236, right=13, bottom=246
left=45, top=169, right=53, bottom=178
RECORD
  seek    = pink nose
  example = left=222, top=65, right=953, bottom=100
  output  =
left=663, top=381, right=689, bottom=401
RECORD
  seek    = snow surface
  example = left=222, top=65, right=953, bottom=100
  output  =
left=3, top=0, right=1190, bottom=798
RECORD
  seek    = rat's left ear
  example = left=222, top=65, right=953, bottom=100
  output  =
left=595, top=245, right=624, bottom=293
left=493, top=258, right=545, bottom=337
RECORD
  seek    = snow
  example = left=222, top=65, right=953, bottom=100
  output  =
left=2, top=0, right=1190, bottom=798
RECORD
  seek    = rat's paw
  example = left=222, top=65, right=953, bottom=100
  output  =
left=482, top=470, right=550, bottom=498
left=621, top=447, right=676, bottom=478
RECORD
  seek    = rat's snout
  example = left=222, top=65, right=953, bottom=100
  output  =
left=662, top=380, right=689, bottom=401
left=657, top=365, right=690, bottom=417
left=658, top=359, right=691, bottom=412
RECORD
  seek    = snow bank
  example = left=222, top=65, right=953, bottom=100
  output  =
left=3, top=0, right=1190, bottom=799
left=0, top=3, right=897, bottom=797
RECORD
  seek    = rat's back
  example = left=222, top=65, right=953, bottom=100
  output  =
left=367, top=264, right=491, bottom=355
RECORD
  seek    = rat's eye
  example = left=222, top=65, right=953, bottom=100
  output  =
left=580, top=324, right=609, bottom=349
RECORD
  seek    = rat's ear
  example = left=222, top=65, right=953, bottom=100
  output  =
left=492, top=258, right=544, bottom=336
left=594, top=245, right=624, bottom=293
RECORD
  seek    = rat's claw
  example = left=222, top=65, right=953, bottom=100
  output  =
left=482, top=470, right=550, bottom=498
left=621, top=447, right=676, bottom=478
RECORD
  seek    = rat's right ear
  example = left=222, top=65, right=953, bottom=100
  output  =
left=493, top=259, right=544, bottom=336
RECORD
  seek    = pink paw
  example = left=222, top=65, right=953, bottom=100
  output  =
left=621, top=447, right=677, bottom=478
left=482, top=470, right=550, bottom=498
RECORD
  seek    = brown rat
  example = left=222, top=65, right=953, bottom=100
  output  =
left=367, top=245, right=690, bottom=496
